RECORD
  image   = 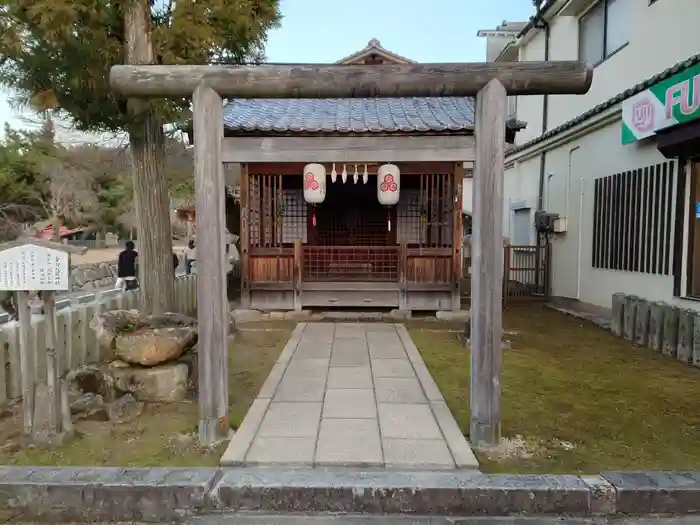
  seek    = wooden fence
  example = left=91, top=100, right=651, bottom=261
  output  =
left=461, top=244, right=550, bottom=304
left=0, top=275, right=198, bottom=404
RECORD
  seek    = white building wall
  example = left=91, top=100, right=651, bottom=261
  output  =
left=514, top=0, right=700, bottom=141
left=508, top=111, right=699, bottom=310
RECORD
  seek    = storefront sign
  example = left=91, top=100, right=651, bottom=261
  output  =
left=0, top=244, right=70, bottom=291
left=622, top=62, right=700, bottom=144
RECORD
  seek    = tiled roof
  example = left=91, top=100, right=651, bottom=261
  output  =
left=508, top=53, right=700, bottom=157
left=222, top=97, right=477, bottom=134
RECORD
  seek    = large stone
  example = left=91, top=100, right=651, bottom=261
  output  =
left=633, top=299, right=650, bottom=347
left=622, top=295, right=637, bottom=342
left=115, top=327, right=196, bottom=366
left=662, top=305, right=680, bottom=358
left=66, top=364, right=115, bottom=400
left=610, top=292, right=625, bottom=337
left=677, top=309, right=695, bottom=364
left=648, top=301, right=664, bottom=352
left=109, top=362, right=189, bottom=402
left=90, top=310, right=197, bottom=366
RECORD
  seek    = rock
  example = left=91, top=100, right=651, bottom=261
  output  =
left=66, top=365, right=115, bottom=400
left=111, top=363, right=189, bottom=402
left=115, top=326, right=196, bottom=366
left=177, top=349, right=199, bottom=396
left=70, top=392, right=105, bottom=416
left=90, top=310, right=198, bottom=358
left=107, top=393, right=143, bottom=423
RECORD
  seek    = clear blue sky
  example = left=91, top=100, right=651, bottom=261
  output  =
left=0, top=0, right=535, bottom=139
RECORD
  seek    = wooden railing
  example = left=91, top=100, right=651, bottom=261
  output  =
left=247, top=243, right=461, bottom=288
left=461, top=244, right=550, bottom=303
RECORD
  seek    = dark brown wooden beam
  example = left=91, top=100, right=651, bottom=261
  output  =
left=109, top=61, right=593, bottom=98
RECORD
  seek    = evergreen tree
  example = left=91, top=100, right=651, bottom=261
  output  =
left=0, top=0, right=281, bottom=313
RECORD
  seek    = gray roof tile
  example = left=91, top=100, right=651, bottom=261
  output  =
left=222, top=97, right=476, bottom=134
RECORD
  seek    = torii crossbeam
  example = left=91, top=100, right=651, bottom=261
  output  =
left=110, top=61, right=593, bottom=447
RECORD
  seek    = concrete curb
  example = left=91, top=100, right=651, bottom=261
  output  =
left=2, top=466, right=700, bottom=521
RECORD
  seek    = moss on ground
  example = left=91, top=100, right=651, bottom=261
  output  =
left=409, top=304, right=700, bottom=474
left=0, top=325, right=291, bottom=467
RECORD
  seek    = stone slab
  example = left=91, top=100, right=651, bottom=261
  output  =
left=580, top=475, right=616, bottom=516
left=276, top=323, right=306, bottom=363
left=327, top=366, right=373, bottom=389
left=257, top=402, right=322, bottom=438
left=334, top=325, right=367, bottom=339
left=413, top=363, right=445, bottom=402
left=245, top=437, right=316, bottom=466
left=4, top=466, right=700, bottom=520
left=331, top=348, right=370, bottom=367
left=295, top=342, right=333, bottom=359
left=212, top=468, right=591, bottom=515
left=257, top=362, right=287, bottom=399
left=368, top=343, right=407, bottom=359
left=315, top=418, right=383, bottom=467
left=378, top=403, right=442, bottom=439
left=274, top=377, right=327, bottom=402
left=284, top=358, right=330, bottom=379
left=601, top=471, right=700, bottom=515
left=323, top=388, right=376, bottom=419
left=220, top=398, right=271, bottom=466
left=375, top=377, right=427, bottom=404
left=395, top=324, right=424, bottom=363
left=371, top=358, right=416, bottom=378
left=0, top=466, right=218, bottom=522
left=429, top=401, right=479, bottom=470
left=382, top=438, right=454, bottom=469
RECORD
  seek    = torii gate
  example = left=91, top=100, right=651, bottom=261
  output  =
left=110, top=61, right=592, bottom=446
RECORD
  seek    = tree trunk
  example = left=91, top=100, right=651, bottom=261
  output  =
left=123, top=0, right=175, bottom=315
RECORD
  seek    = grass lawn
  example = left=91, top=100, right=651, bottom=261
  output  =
left=0, top=324, right=292, bottom=467
left=409, top=303, right=700, bottom=474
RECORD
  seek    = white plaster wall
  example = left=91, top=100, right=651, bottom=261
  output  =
left=514, top=0, right=700, bottom=141
left=509, top=114, right=700, bottom=310
left=516, top=31, right=546, bottom=144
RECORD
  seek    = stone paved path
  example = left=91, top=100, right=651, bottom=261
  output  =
left=221, top=322, right=478, bottom=470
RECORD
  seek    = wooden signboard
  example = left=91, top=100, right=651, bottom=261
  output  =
left=0, top=237, right=86, bottom=441
left=0, top=243, right=70, bottom=291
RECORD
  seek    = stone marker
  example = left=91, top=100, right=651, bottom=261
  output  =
left=611, top=292, right=625, bottom=337
left=693, top=313, right=700, bottom=367
left=677, top=309, right=695, bottom=364
left=622, top=295, right=637, bottom=342
left=633, top=298, right=650, bottom=346
left=661, top=304, right=679, bottom=358
left=648, top=302, right=664, bottom=352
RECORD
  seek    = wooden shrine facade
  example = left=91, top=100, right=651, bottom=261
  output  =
left=239, top=159, right=468, bottom=311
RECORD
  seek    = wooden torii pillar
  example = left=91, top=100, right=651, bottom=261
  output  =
left=110, top=61, right=592, bottom=446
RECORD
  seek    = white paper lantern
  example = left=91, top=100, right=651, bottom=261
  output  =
left=303, top=163, right=326, bottom=204
left=377, top=163, right=400, bottom=206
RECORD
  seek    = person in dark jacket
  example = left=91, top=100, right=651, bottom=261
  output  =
left=116, top=241, right=139, bottom=291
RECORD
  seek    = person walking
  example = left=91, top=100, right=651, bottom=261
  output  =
left=116, top=240, right=139, bottom=291
left=185, top=239, right=197, bottom=275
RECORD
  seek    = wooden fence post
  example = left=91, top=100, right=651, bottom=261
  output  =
left=17, top=291, right=34, bottom=436
left=193, top=83, right=229, bottom=445
left=469, top=79, right=507, bottom=447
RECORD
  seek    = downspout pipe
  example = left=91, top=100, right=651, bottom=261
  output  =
left=535, top=8, right=551, bottom=211
left=533, top=3, right=551, bottom=291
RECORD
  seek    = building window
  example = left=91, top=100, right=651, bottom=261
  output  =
left=592, top=161, right=676, bottom=274
left=512, top=208, right=531, bottom=245
left=579, top=0, right=629, bottom=66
